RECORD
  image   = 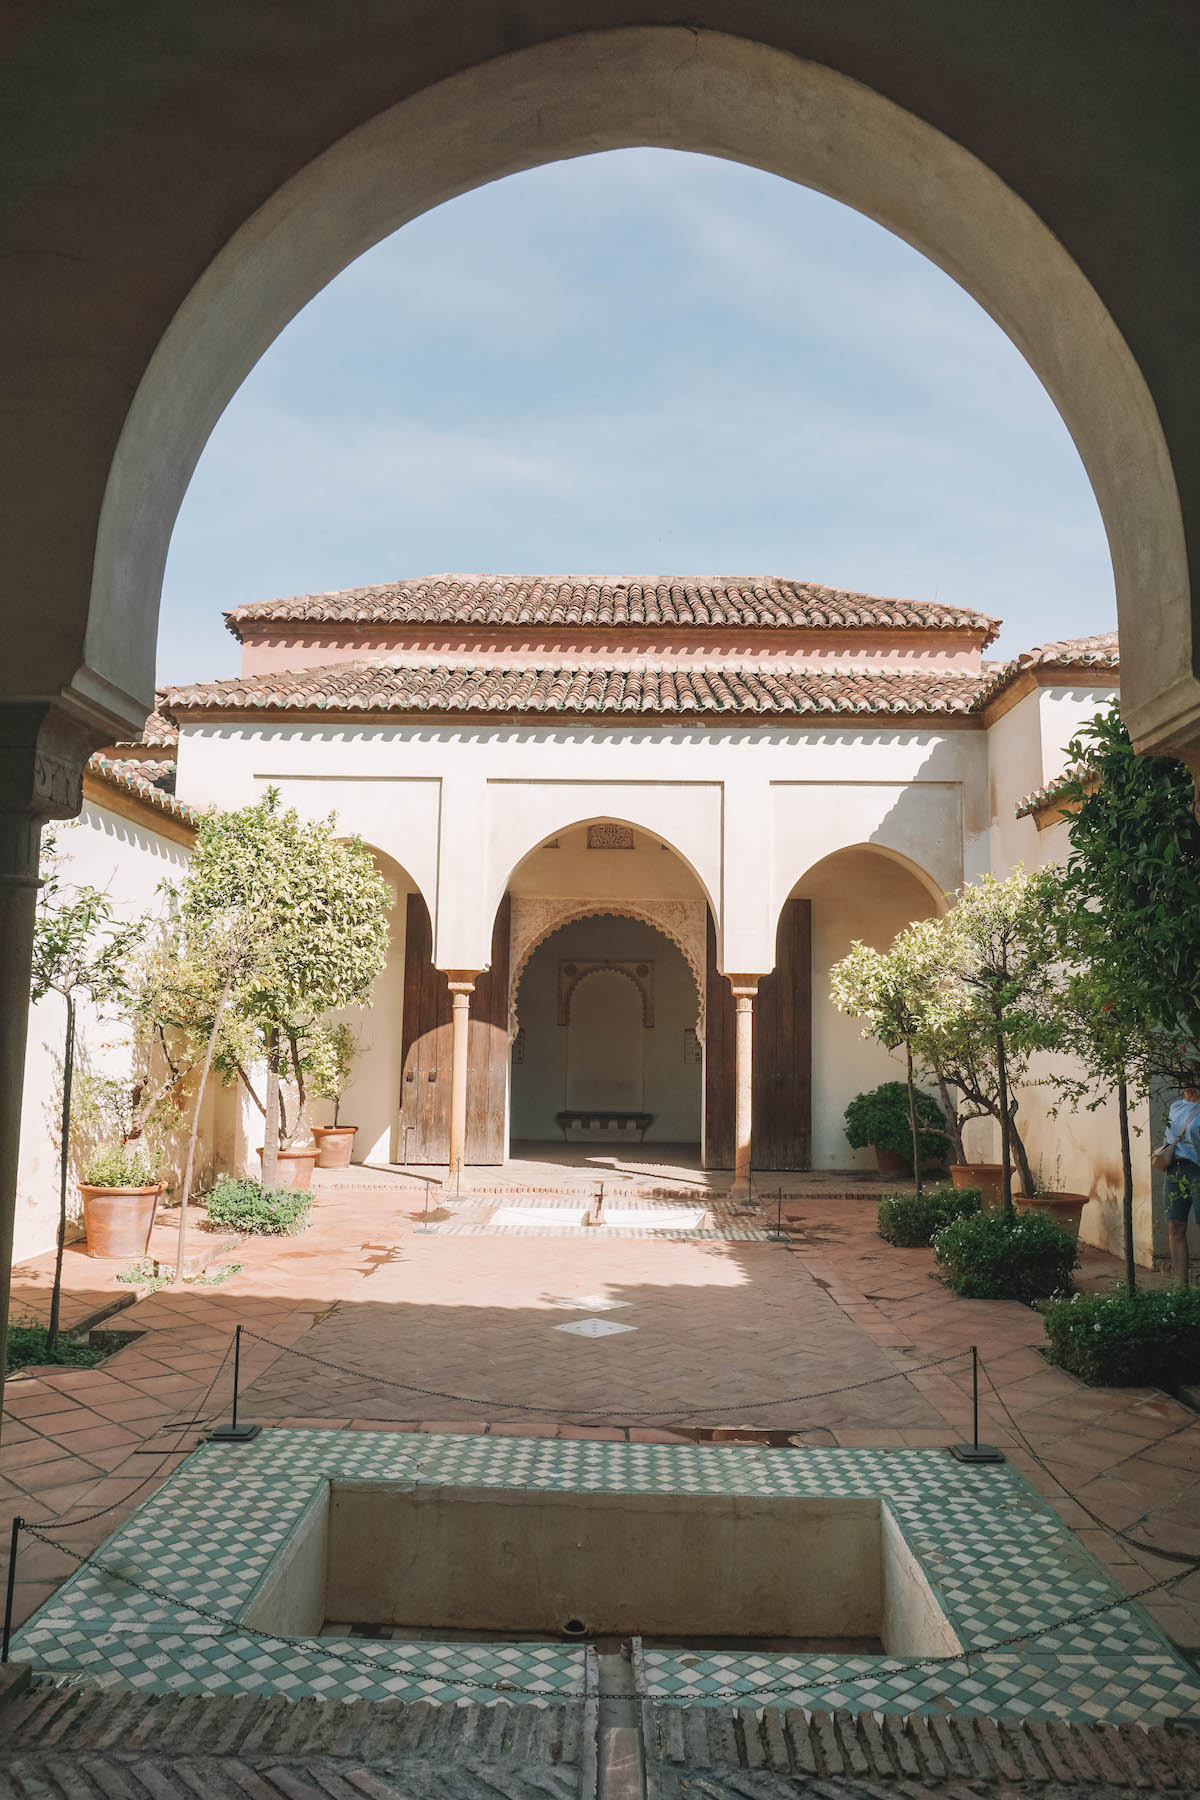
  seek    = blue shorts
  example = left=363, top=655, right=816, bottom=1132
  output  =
left=1166, top=1162, right=1200, bottom=1223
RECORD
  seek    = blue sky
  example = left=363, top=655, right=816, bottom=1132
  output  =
left=158, top=148, right=1115, bottom=682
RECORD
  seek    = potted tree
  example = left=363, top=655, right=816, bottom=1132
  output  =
left=831, top=924, right=948, bottom=1194
left=77, top=1140, right=163, bottom=1259
left=310, top=1023, right=359, bottom=1168
left=30, top=837, right=148, bottom=1317
left=183, top=791, right=391, bottom=1191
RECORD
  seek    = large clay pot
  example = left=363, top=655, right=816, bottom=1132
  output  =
left=874, top=1146, right=910, bottom=1182
left=79, top=1184, right=161, bottom=1260
left=311, top=1125, right=357, bottom=1170
left=950, top=1162, right=1005, bottom=1210
left=1016, top=1192, right=1089, bottom=1241
left=258, top=1144, right=320, bottom=1190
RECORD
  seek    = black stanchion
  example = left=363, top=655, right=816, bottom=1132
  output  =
left=950, top=1345, right=1004, bottom=1464
left=413, top=1177, right=438, bottom=1234
left=2, top=1514, right=21, bottom=1663
left=207, top=1325, right=261, bottom=1443
left=766, top=1186, right=789, bottom=1242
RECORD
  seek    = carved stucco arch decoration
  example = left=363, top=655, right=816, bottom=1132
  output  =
left=559, top=960, right=655, bottom=1031
left=508, top=896, right=705, bottom=1040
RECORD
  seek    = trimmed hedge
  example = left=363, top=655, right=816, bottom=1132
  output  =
left=877, top=1184, right=982, bottom=1248
left=205, top=1177, right=313, bottom=1236
left=933, top=1209, right=1076, bottom=1302
left=1043, top=1287, right=1200, bottom=1388
left=844, top=1081, right=947, bottom=1170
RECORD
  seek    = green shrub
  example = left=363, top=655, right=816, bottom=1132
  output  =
left=933, top=1209, right=1076, bottom=1302
left=1043, top=1288, right=1200, bottom=1388
left=5, top=1321, right=104, bottom=1374
left=205, top=1177, right=313, bottom=1236
left=877, top=1184, right=982, bottom=1248
left=80, top=1141, right=161, bottom=1187
left=844, top=1082, right=947, bottom=1169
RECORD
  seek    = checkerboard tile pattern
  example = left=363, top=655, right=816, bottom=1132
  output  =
left=12, top=1433, right=1200, bottom=1719
left=436, top=1197, right=775, bottom=1240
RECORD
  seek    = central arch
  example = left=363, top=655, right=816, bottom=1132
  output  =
left=94, top=27, right=1185, bottom=755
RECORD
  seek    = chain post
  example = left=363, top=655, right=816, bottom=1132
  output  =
left=2, top=1514, right=21, bottom=1663
left=950, top=1345, right=1004, bottom=1464
left=207, top=1324, right=261, bottom=1442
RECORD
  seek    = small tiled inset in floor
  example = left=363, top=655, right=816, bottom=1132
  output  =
left=11, top=1431, right=1200, bottom=1721
left=553, top=1318, right=637, bottom=1337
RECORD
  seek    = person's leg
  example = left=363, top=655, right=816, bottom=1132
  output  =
left=1169, top=1219, right=1190, bottom=1286
left=1166, top=1168, right=1195, bottom=1285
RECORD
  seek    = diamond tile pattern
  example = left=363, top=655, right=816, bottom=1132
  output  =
left=12, top=1433, right=1200, bottom=1721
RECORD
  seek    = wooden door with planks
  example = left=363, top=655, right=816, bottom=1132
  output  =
left=466, top=893, right=510, bottom=1164
left=399, top=892, right=512, bottom=1165
left=703, top=909, right=735, bottom=1169
left=752, top=897, right=812, bottom=1170
left=703, top=899, right=812, bottom=1171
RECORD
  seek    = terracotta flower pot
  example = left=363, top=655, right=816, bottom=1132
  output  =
left=311, top=1124, right=358, bottom=1170
left=874, top=1146, right=910, bottom=1181
left=950, top=1162, right=1005, bottom=1210
left=257, top=1144, right=320, bottom=1190
left=1016, top=1191, right=1089, bottom=1241
left=79, top=1184, right=161, bottom=1260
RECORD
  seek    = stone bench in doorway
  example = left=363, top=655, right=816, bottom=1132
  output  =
left=556, top=1110, right=653, bottom=1144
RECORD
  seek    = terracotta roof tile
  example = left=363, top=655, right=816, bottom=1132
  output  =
left=85, top=755, right=199, bottom=829
left=163, top=660, right=987, bottom=721
left=108, top=691, right=179, bottom=751
left=224, top=574, right=1000, bottom=643
left=1014, top=760, right=1096, bottom=820
left=977, top=630, right=1119, bottom=706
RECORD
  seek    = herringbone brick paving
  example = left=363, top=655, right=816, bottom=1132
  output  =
left=3, top=1171, right=1200, bottom=1652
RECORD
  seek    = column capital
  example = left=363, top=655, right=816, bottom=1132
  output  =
left=445, top=969, right=479, bottom=998
left=0, top=699, right=105, bottom=822
left=726, top=973, right=763, bottom=1001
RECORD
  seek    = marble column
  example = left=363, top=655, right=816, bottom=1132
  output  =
left=728, top=977, right=761, bottom=1200
left=0, top=703, right=98, bottom=1435
left=446, top=972, right=478, bottom=1184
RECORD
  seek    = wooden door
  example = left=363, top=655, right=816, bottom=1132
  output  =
left=399, top=891, right=512, bottom=1165
left=703, top=909, right=735, bottom=1168
left=399, top=893, right=451, bottom=1163
left=753, top=898, right=812, bottom=1170
left=466, top=893, right=510, bottom=1164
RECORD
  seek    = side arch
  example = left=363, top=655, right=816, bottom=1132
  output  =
left=775, top=841, right=950, bottom=943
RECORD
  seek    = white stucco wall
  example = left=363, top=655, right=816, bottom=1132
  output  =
left=174, top=720, right=985, bottom=980
left=13, top=803, right=227, bottom=1265
left=983, top=681, right=1156, bottom=1264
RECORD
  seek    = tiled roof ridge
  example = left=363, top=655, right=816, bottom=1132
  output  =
left=161, top=659, right=995, bottom=721
left=108, top=689, right=179, bottom=750
left=1015, top=759, right=1097, bottom=820
left=978, top=630, right=1119, bottom=707
left=86, top=754, right=200, bottom=830
left=223, top=574, right=1001, bottom=643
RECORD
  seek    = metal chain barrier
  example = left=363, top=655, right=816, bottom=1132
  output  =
left=978, top=1354, right=1200, bottom=1570
left=237, top=1326, right=973, bottom=1423
left=15, top=1520, right=1195, bottom=1704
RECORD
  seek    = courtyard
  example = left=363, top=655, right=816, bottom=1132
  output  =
left=4, top=1168, right=1200, bottom=1667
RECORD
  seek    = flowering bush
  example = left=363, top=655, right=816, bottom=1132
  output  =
left=80, top=1142, right=161, bottom=1188
left=204, top=1177, right=312, bottom=1236
left=877, top=1184, right=981, bottom=1248
left=933, top=1210, right=1076, bottom=1301
left=1043, top=1288, right=1200, bottom=1388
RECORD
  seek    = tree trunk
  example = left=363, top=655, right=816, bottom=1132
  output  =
left=995, top=1019, right=1013, bottom=1213
left=933, top=1067, right=965, bottom=1165
left=175, top=968, right=234, bottom=1282
left=48, top=992, right=76, bottom=1352
left=905, top=1040, right=923, bottom=1195
left=1118, top=1074, right=1136, bottom=1295
left=1010, top=1113, right=1035, bottom=1199
left=261, top=1028, right=280, bottom=1188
